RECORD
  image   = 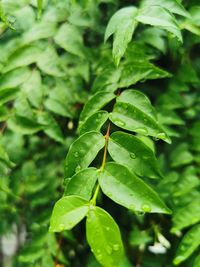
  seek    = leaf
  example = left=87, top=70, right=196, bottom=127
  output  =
left=7, top=115, right=43, bottom=135
left=54, top=23, right=86, bottom=58
left=99, top=162, right=171, bottom=214
left=37, top=45, right=65, bottom=77
left=141, top=0, right=190, bottom=18
left=86, top=206, right=124, bottom=267
left=171, top=200, right=200, bottom=233
left=136, top=5, right=182, bottom=42
left=65, top=131, right=105, bottom=178
left=0, top=68, right=31, bottom=90
left=109, top=90, right=171, bottom=143
left=170, top=143, right=193, bottom=167
left=37, top=0, right=43, bottom=19
left=79, top=111, right=109, bottom=135
left=49, top=196, right=89, bottom=232
left=3, top=46, right=42, bottom=73
left=119, top=61, right=171, bottom=88
left=22, top=21, right=56, bottom=45
left=22, top=70, right=43, bottom=108
left=37, top=112, right=64, bottom=143
left=194, top=254, right=200, bottom=267
left=79, top=92, right=116, bottom=127
left=173, top=224, right=200, bottom=265
left=0, top=87, right=19, bottom=105
left=105, top=7, right=138, bottom=65
left=0, top=144, right=14, bottom=167
left=64, top=168, right=98, bottom=201
left=108, top=131, right=163, bottom=179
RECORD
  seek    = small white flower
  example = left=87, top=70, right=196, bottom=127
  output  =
left=148, top=242, right=167, bottom=254
left=158, top=233, right=171, bottom=249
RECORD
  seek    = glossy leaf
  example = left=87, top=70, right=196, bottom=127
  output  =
left=136, top=5, right=182, bottom=42
left=99, top=162, right=171, bottom=214
left=65, top=131, right=105, bottom=178
left=173, top=224, right=200, bottom=265
left=49, top=196, right=89, bottom=232
left=105, top=7, right=138, bottom=65
left=79, top=92, right=116, bottom=127
left=64, top=168, right=98, bottom=200
left=108, top=131, right=163, bottom=179
left=79, top=111, right=109, bottom=135
left=86, top=206, right=124, bottom=267
left=119, top=61, right=171, bottom=88
left=110, top=90, right=171, bottom=143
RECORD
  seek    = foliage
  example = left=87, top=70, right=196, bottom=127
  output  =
left=0, top=0, right=200, bottom=266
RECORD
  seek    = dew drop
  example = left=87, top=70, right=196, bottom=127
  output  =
left=135, top=210, right=145, bottom=216
left=59, top=223, right=65, bottom=231
left=106, top=245, right=113, bottom=255
left=130, top=152, right=136, bottom=159
left=97, top=254, right=102, bottom=260
left=97, top=113, right=102, bottom=118
left=116, top=119, right=125, bottom=127
left=107, top=192, right=113, bottom=198
left=113, top=244, right=120, bottom=251
left=75, top=165, right=81, bottom=172
left=74, top=151, right=79, bottom=158
left=135, top=127, right=148, bottom=135
left=156, top=133, right=166, bottom=140
left=106, top=226, right=110, bottom=231
left=141, top=203, right=151, bottom=213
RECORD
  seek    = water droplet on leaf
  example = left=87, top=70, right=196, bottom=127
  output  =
left=130, top=152, right=136, bottom=159
left=141, top=203, right=151, bottom=212
left=135, top=127, right=148, bottom=135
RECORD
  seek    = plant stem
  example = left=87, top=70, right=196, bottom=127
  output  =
left=90, top=123, right=111, bottom=205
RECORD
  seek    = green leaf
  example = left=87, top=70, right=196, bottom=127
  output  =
left=119, top=61, right=171, bottom=88
left=3, top=46, right=42, bottom=73
left=64, top=168, right=98, bottom=201
left=0, top=87, right=19, bottom=105
left=37, top=112, right=64, bottom=143
left=37, top=0, right=43, bottom=19
left=37, top=45, right=65, bottom=77
left=110, top=90, right=171, bottom=143
left=108, top=131, right=163, bottom=179
left=141, top=0, right=190, bottom=18
left=79, top=111, right=109, bottom=135
left=171, top=200, right=200, bottom=233
left=0, top=68, right=31, bottom=90
left=173, top=224, right=200, bottom=265
left=86, top=206, right=124, bottom=267
left=105, top=7, right=138, bottom=65
left=8, top=115, right=43, bottom=135
left=22, top=70, right=43, bottom=108
left=170, top=144, right=193, bottom=167
left=65, top=131, right=105, bottom=178
left=49, top=196, right=89, bottom=232
left=79, top=92, right=116, bottom=127
left=194, top=254, right=200, bottom=267
left=136, top=5, right=182, bottom=42
left=54, top=23, right=86, bottom=58
left=22, top=21, right=56, bottom=45
left=99, top=162, right=171, bottom=214
left=0, top=144, right=15, bottom=167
